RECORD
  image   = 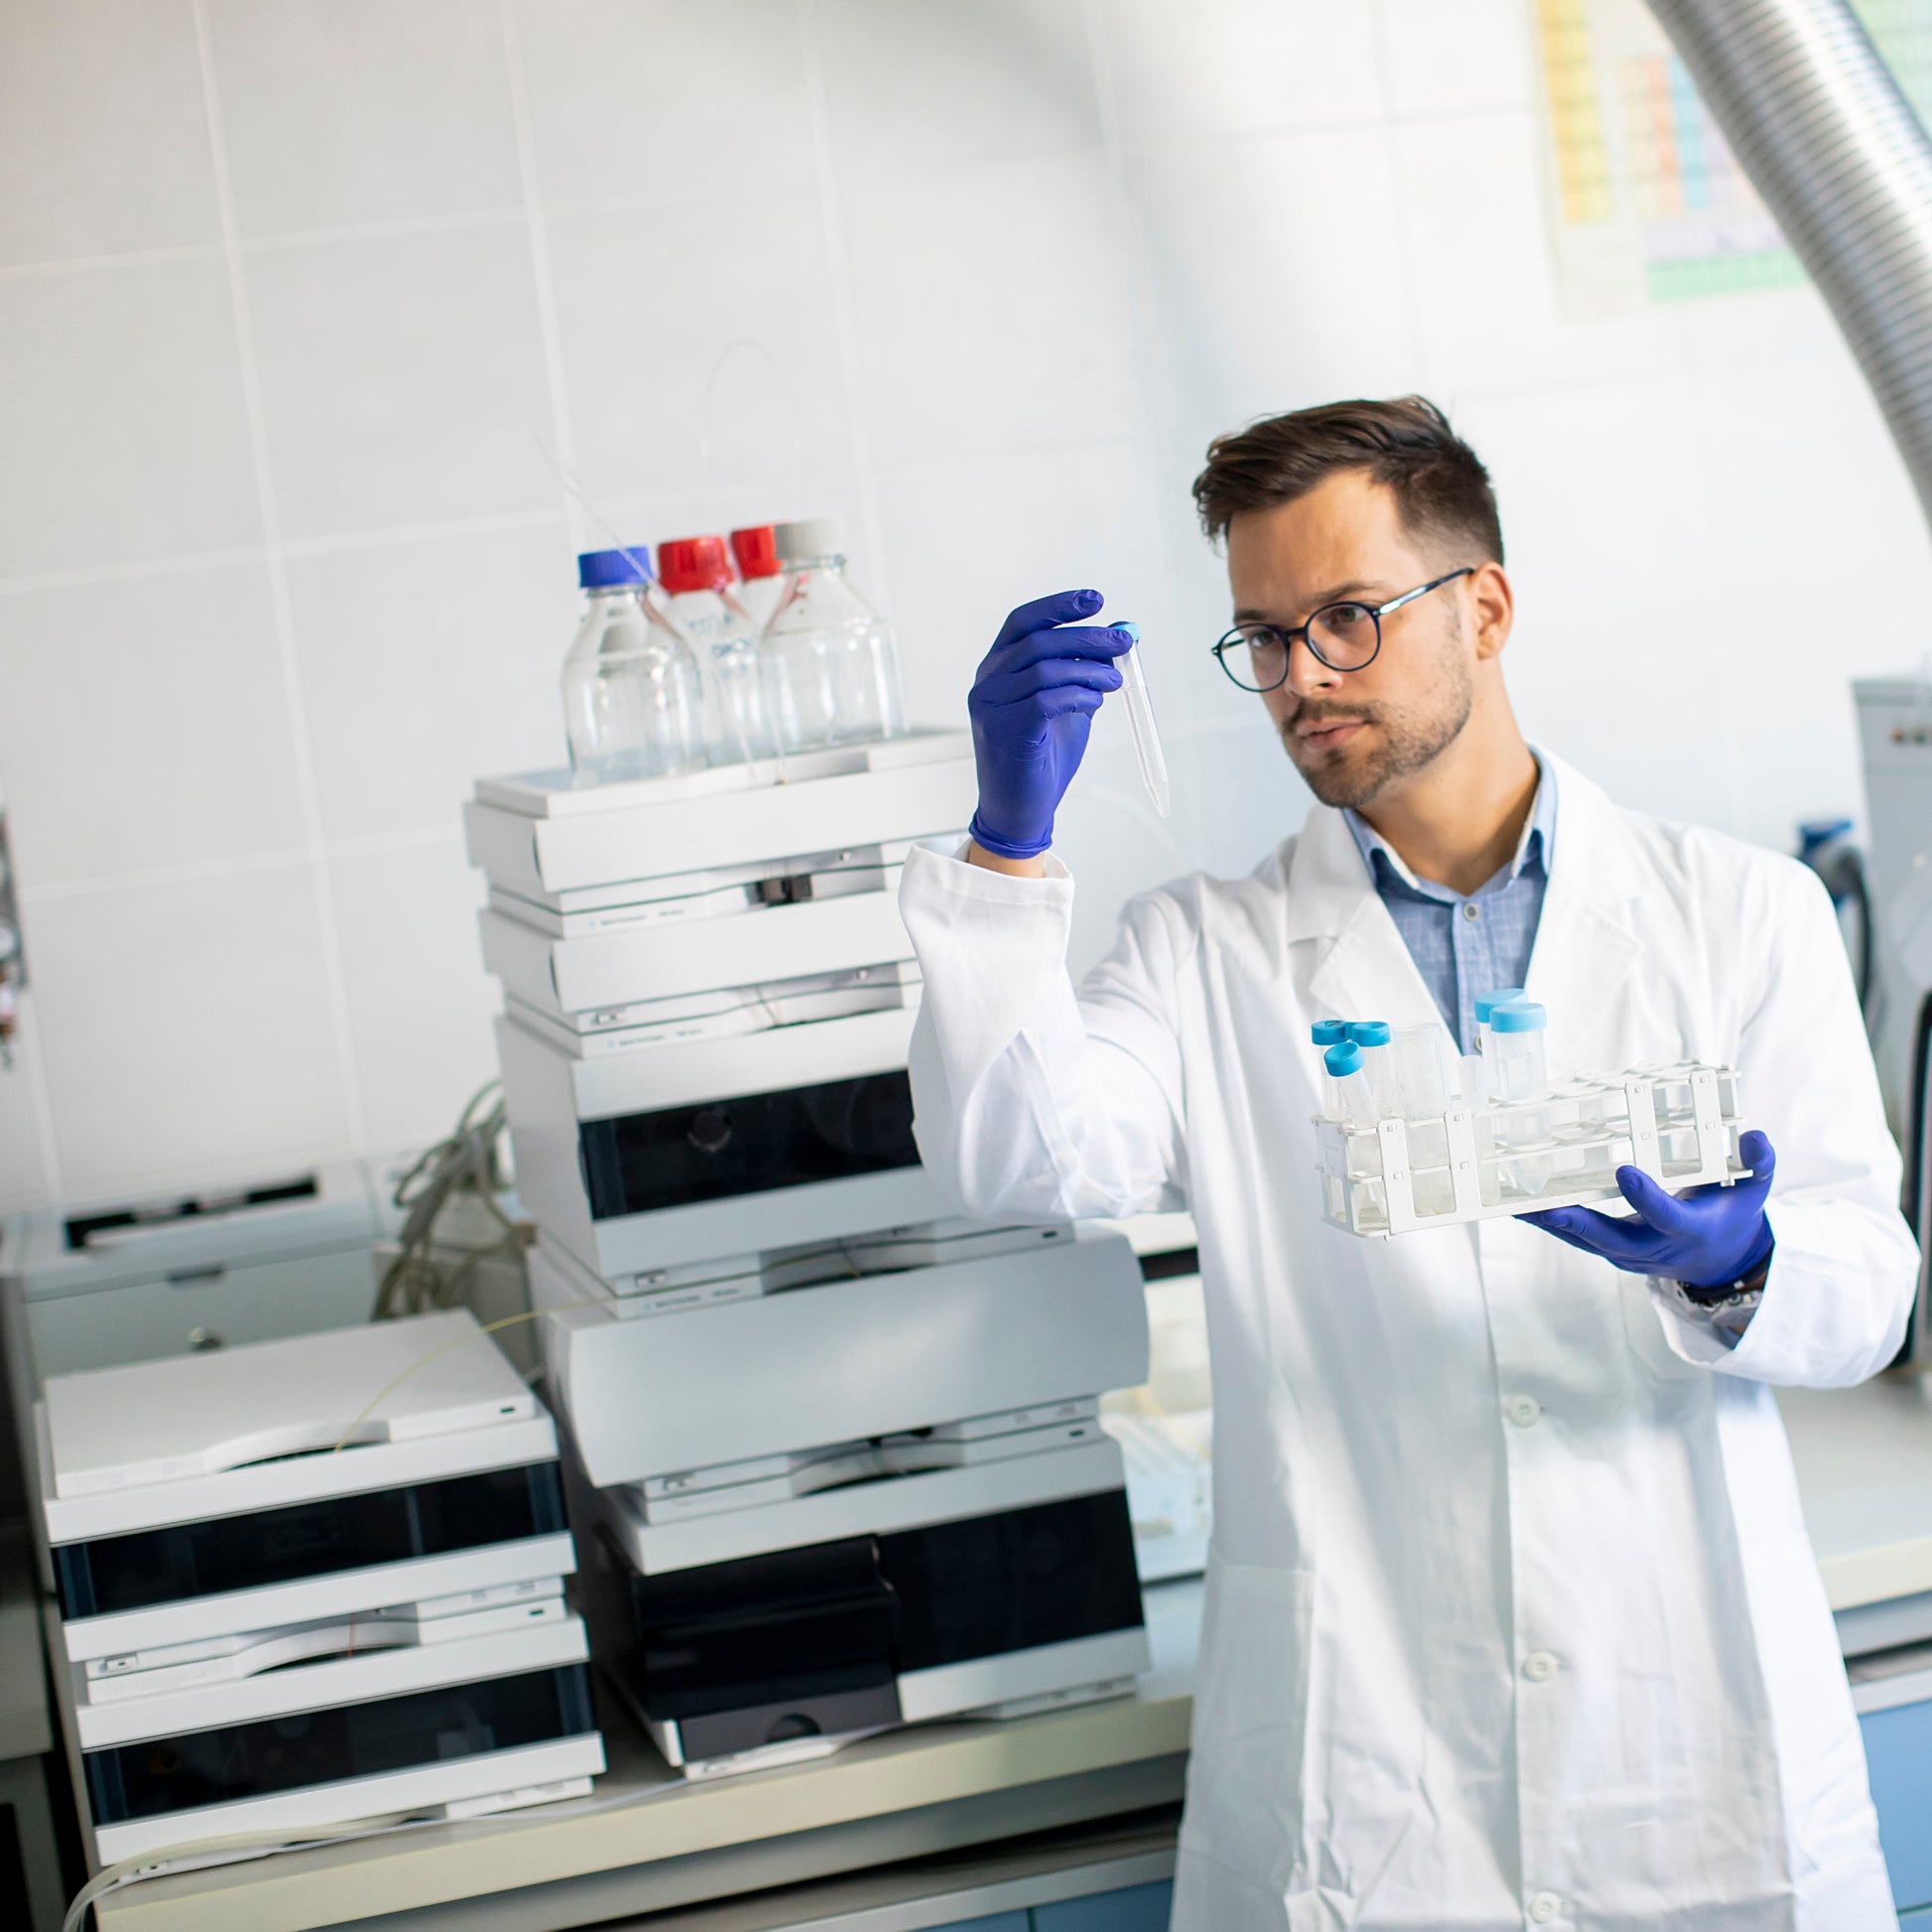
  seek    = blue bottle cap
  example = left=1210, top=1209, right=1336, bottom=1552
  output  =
left=1473, top=987, right=1528, bottom=1024
left=1324, top=1040, right=1364, bottom=1075
left=1488, top=1000, right=1547, bottom=1034
left=1345, top=1021, right=1391, bottom=1046
left=579, top=546, right=653, bottom=589
left=1311, top=1021, right=1348, bottom=1046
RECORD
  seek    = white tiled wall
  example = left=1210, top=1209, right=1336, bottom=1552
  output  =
left=2, top=0, right=1927, bottom=1212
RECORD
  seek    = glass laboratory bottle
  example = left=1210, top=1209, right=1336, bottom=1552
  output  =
left=658, top=533, right=774, bottom=768
left=561, top=547, right=704, bottom=785
left=761, top=517, right=906, bottom=753
left=730, top=524, right=787, bottom=633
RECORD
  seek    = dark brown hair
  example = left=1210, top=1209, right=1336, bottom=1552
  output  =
left=1191, top=395, right=1504, bottom=565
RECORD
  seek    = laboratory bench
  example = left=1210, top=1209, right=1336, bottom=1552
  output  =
left=62, top=1373, right=1932, bottom=1931
left=86, top=1583, right=1201, bottom=1932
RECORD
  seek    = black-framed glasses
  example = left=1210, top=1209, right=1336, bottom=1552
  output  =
left=1210, top=567, right=1476, bottom=692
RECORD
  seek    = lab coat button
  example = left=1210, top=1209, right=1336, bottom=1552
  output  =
left=1523, top=1649, right=1559, bottom=1682
left=1505, top=1394, right=1542, bottom=1428
left=1528, top=1893, right=1562, bottom=1924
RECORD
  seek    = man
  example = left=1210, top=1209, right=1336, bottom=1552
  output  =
left=897, top=397, right=1917, bottom=1929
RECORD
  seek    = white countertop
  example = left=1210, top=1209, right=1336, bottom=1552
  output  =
left=94, top=1580, right=1201, bottom=1932
left=87, top=1370, right=1932, bottom=1930
left=1779, top=1371, right=1932, bottom=1609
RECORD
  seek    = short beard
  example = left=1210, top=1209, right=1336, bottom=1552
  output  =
left=1284, top=653, right=1474, bottom=811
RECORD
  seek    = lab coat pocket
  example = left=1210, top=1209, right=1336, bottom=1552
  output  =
left=1618, top=1272, right=1704, bottom=1385
left=1180, top=1559, right=1316, bottom=1893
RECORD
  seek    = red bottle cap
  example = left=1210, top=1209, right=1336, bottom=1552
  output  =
left=729, top=524, right=780, bottom=580
left=657, top=534, right=733, bottom=596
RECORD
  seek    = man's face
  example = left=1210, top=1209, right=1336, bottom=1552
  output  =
left=1224, top=470, right=1487, bottom=811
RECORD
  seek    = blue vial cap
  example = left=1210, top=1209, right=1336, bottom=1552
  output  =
left=1311, top=1021, right=1348, bottom=1046
left=1798, top=818, right=1855, bottom=859
left=579, top=546, right=653, bottom=589
left=1345, top=1021, right=1391, bottom=1046
left=1488, top=1000, right=1547, bottom=1034
left=1473, top=987, right=1528, bottom=1024
left=1324, top=1040, right=1364, bottom=1075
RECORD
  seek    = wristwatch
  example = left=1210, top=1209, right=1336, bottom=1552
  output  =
left=1678, top=1248, right=1774, bottom=1307
left=1668, top=1247, right=1772, bottom=1344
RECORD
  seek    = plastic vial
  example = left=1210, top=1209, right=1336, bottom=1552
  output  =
left=761, top=517, right=905, bottom=752
left=1485, top=1000, right=1550, bottom=1103
left=1472, top=987, right=1528, bottom=1050
left=1393, top=1024, right=1452, bottom=1120
left=730, top=524, right=787, bottom=633
left=1459, top=1051, right=1490, bottom=1107
left=1312, top=1020, right=1349, bottom=1117
left=561, top=547, right=704, bottom=785
left=1345, top=1021, right=1402, bottom=1119
left=658, top=534, right=773, bottom=767
left=1323, top=1040, right=1380, bottom=1132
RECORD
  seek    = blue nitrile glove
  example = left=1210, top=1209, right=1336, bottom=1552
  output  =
left=967, top=589, right=1135, bottom=860
left=1525, top=1130, right=1776, bottom=1291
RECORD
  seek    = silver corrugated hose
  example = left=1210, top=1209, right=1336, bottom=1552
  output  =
left=1647, top=0, right=1932, bottom=524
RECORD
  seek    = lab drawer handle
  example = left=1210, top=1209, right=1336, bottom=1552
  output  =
left=167, top=1265, right=227, bottom=1286
left=187, top=1327, right=225, bottom=1350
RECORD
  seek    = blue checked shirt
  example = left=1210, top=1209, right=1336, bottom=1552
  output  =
left=1342, top=753, right=1557, bottom=1054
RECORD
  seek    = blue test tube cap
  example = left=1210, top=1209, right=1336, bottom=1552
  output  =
left=1311, top=1021, right=1349, bottom=1046
left=1345, top=1021, right=1391, bottom=1046
left=1324, top=1040, right=1364, bottom=1075
left=1488, top=1000, right=1547, bottom=1034
left=1473, top=987, right=1527, bottom=1025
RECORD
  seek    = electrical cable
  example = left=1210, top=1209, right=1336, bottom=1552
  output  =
left=374, top=1080, right=530, bottom=1320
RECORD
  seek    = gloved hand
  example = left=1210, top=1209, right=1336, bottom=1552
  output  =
left=1525, top=1130, right=1776, bottom=1291
left=967, top=588, right=1135, bottom=860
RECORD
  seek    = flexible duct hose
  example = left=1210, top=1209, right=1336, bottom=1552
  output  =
left=1647, top=0, right=1932, bottom=523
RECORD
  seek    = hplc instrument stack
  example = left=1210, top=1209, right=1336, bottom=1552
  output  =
left=468, top=731, right=1153, bottom=1778
left=34, top=1313, right=602, bottom=1869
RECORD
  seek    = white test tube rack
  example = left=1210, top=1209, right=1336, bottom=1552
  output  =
left=1315, top=1063, right=1744, bottom=1238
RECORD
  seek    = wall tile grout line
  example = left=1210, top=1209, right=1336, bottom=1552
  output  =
left=19, top=845, right=325, bottom=907
left=0, top=507, right=573, bottom=600
left=797, top=0, right=896, bottom=615
left=0, top=240, right=228, bottom=284
left=1366, top=0, right=1435, bottom=393
left=497, top=0, right=588, bottom=556
left=1082, top=0, right=1195, bottom=657
left=190, top=0, right=369, bottom=1153
left=237, top=207, right=526, bottom=255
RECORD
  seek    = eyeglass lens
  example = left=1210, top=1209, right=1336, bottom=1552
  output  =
left=1231, top=602, right=1380, bottom=690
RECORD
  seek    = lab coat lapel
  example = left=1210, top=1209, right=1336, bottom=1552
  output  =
left=1288, top=804, right=1446, bottom=1033
left=1522, top=755, right=1648, bottom=1077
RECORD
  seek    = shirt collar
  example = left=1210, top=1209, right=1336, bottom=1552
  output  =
left=1342, top=748, right=1557, bottom=901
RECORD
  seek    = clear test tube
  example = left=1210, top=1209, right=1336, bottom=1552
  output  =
left=1485, top=1000, right=1550, bottom=1102
left=1112, top=622, right=1171, bottom=818
left=1345, top=1021, right=1402, bottom=1119
left=1311, top=1020, right=1349, bottom=1118
left=1458, top=1050, right=1490, bottom=1108
left=1472, top=987, right=1527, bottom=1051
left=1323, top=1041, right=1380, bottom=1131
left=1392, top=1024, right=1451, bottom=1120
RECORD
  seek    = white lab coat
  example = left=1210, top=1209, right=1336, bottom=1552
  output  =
left=898, top=755, right=1918, bottom=1931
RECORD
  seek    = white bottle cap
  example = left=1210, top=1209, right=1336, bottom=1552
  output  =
left=774, top=516, right=842, bottom=563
